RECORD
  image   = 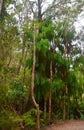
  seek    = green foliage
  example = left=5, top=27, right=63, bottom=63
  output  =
left=7, top=79, right=28, bottom=111
left=55, top=21, right=64, bottom=37
left=0, top=84, right=7, bottom=110
left=36, top=39, right=49, bottom=57
left=65, top=27, right=75, bottom=43
left=22, top=109, right=44, bottom=128
left=0, top=0, right=84, bottom=127
left=42, top=24, right=54, bottom=40
left=35, top=75, right=50, bottom=101
left=66, top=70, right=82, bottom=97
left=0, top=110, right=22, bottom=130
left=80, top=113, right=84, bottom=120
left=79, top=101, right=84, bottom=118
left=23, top=27, right=33, bottom=42
left=22, top=112, right=36, bottom=127
left=52, top=79, right=63, bottom=91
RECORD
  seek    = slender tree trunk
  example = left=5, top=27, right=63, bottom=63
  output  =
left=67, top=96, right=70, bottom=119
left=0, top=0, right=3, bottom=15
left=44, top=96, right=47, bottom=120
left=23, top=45, right=28, bottom=84
left=17, top=43, right=25, bottom=74
left=63, top=95, right=66, bottom=120
left=62, top=45, right=67, bottom=120
left=31, top=24, right=40, bottom=129
left=48, top=60, right=52, bottom=122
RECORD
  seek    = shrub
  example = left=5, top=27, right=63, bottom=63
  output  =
left=0, top=110, right=22, bottom=130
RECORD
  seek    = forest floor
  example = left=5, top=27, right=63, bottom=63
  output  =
left=43, top=120, right=84, bottom=130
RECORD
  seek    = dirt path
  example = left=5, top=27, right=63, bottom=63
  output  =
left=44, top=120, right=84, bottom=130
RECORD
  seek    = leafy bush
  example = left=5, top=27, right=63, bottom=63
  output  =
left=78, top=101, right=84, bottom=119
left=22, top=109, right=36, bottom=128
left=0, top=110, right=22, bottom=130
left=22, top=108, right=44, bottom=128
left=80, top=113, right=84, bottom=119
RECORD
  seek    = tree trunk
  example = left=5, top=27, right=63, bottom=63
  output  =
left=63, top=95, right=66, bottom=120
left=0, top=0, right=3, bottom=15
left=38, top=0, right=42, bottom=22
left=62, top=44, right=67, bottom=120
left=67, top=96, right=70, bottom=119
left=44, top=96, right=47, bottom=120
left=31, top=24, right=40, bottom=129
left=48, top=60, right=52, bottom=122
left=23, top=45, right=28, bottom=85
left=17, top=43, right=25, bottom=74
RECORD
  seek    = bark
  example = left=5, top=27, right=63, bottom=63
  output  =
left=0, top=29, right=3, bottom=40
left=31, top=24, right=40, bottom=129
left=0, top=0, right=3, bottom=15
left=44, top=96, right=47, bottom=120
left=27, top=0, right=42, bottom=22
left=37, top=0, right=42, bottom=22
left=63, top=95, right=66, bottom=120
left=23, top=45, right=28, bottom=84
left=48, top=60, right=52, bottom=122
left=67, top=96, right=70, bottom=119
left=63, top=44, right=67, bottom=120
left=28, top=0, right=35, bottom=15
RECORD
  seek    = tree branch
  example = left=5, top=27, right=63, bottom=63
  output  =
left=27, top=0, right=35, bottom=16
left=0, top=0, right=3, bottom=15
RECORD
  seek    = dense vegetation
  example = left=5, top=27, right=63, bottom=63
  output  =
left=0, top=0, right=84, bottom=130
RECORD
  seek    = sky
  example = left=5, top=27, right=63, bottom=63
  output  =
left=7, top=0, right=84, bottom=53
left=45, top=0, right=84, bottom=33
left=8, top=0, right=84, bottom=34
left=75, top=11, right=84, bottom=32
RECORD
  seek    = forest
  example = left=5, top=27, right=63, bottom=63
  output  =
left=0, top=0, right=84, bottom=130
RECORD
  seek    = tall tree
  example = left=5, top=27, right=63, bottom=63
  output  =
left=31, top=24, right=40, bottom=129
